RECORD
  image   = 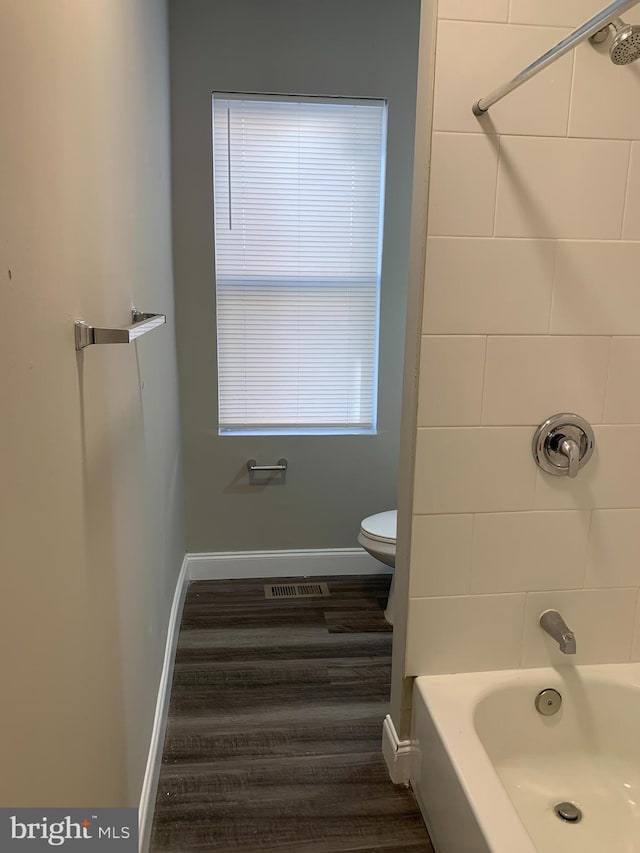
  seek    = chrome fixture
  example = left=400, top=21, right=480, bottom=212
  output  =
left=540, top=610, right=577, bottom=654
left=554, top=802, right=583, bottom=823
left=472, top=0, right=640, bottom=115
left=246, top=458, right=288, bottom=484
left=532, top=413, right=595, bottom=479
left=535, top=687, right=563, bottom=716
left=590, top=16, right=640, bottom=63
left=246, top=458, right=288, bottom=473
left=74, top=310, right=166, bottom=351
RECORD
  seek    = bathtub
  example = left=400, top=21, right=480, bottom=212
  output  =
left=410, top=664, right=640, bottom=853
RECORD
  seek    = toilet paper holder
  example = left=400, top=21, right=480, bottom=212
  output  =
left=247, top=458, right=288, bottom=473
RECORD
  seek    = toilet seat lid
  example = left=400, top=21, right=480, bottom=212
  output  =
left=360, top=510, right=397, bottom=544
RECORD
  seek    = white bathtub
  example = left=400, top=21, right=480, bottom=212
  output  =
left=411, top=664, right=640, bottom=853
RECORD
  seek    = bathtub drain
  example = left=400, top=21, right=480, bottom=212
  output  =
left=535, top=688, right=562, bottom=715
left=554, top=802, right=582, bottom=823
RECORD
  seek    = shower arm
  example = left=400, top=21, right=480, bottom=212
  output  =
left=472, top=0, right=640, bottom=116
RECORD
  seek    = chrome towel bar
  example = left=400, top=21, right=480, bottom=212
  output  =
left=472, top=0, right=640, bottom=115
left=74, top=310, right=166, bottom=351
left=247, top=458, right=288, bottom=473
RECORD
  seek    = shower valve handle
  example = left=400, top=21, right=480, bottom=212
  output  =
left=532, top=413, right=595, bottom=478
left=559, top=437, right=580, bottom=479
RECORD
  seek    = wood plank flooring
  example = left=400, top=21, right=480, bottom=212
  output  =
left=150, top=575, right=433, bottom=852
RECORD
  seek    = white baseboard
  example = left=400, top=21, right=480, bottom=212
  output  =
left=138, top=554, right=189, bottom=852
left=382, top=714, right=413, bottom=785
left=187, top=547, right=392, bottom=581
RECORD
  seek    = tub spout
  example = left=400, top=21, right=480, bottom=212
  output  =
left=539, top=610, right=576, bottom=654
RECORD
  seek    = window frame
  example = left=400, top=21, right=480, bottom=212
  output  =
left=211, top=91, right=388, bottom=437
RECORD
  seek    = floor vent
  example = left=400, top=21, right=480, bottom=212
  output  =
left=265, top=582, right=330, bottom=599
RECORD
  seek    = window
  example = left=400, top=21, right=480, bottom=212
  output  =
left=212, top=93, right=387, bottom=435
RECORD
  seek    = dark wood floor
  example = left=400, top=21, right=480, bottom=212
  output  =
left=150, top=575, right=433, bottom=852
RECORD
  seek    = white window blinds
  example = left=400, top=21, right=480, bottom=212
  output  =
left=212, top=94, right=387, bottom=434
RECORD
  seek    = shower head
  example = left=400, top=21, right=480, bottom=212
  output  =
left=590, top=16, right=640, bottom=64
left=609, top=18, right=640, bottom=64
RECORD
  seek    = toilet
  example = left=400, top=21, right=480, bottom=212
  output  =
left=358, top=510, right=397, bottom=625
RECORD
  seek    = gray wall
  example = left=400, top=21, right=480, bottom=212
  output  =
left=170, top=0, right=421, bottom=551
left=0, top=0, right=184, bottom=806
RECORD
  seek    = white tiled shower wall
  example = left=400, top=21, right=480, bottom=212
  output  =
left=406, top=0, right=640, bottom=675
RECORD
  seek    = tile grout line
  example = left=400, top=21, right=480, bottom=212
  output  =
left=431, top=129, right=636, bottom=144
left=412, top=585, right=640, bottom=602
left=438, top=16, right=581, bottom=30
left=468, top=512, right=478, bottom=595
left=429, top=235, right=640, bottom=243
left=518, top=590, right=529, bottom=667
left=479, top=335, right=489, bottom=426
left=532, top=449, right=540, bottom=511
left=581, top=509, right=594, bottom=590
left=413, top=506, right=640, bottom=518
left=628, top=587, right=640, bottom=661
left=410, top=333, right=640, bottom=339
left=565, top=49, right=577, bottom=138
left=602, top=335, right=614, bottom=424
left=492, top=134, right=502, bottom=237
left=546, top=238, right=559, bottom=335
left=621, top=142, right=634, bottom=239
left=418, top=420, right=640, bottom=429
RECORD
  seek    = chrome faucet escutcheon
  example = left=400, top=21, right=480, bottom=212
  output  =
left=539, top=610, right=577, bottom=654
left=532, top=413, right=595, bottom=479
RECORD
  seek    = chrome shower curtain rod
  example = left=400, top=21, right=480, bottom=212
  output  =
left=472, top=0, right=640, bottom=116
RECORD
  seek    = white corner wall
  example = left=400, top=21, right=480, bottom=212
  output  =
left=0, top=0, right=184, bottom=806
left=406, top=0, right=640, bottom=676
